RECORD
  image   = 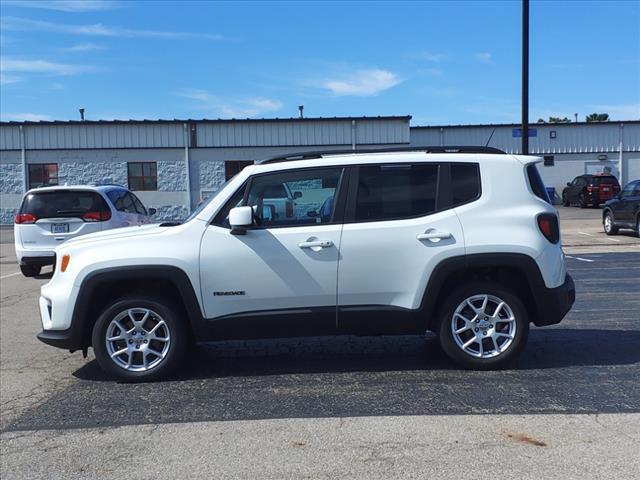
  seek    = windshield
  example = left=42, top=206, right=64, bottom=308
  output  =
left=184, top=176, right=237, bottom=223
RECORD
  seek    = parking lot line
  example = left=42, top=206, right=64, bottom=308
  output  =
left=565, top=255, right=595, bottom=263
left=605, top=237, right=621, bottom=242
left=0, top=271, right=21, bottom=280
left=577, top=232, right=595, bottom=237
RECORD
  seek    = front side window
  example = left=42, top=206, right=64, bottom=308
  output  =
left=28, top=163, right=58, bottom=189
left=354, top=164, right=438, bottom=222
left=128, top=162, right=157, bottom=191
left=246, top=168, right=343, bottom=227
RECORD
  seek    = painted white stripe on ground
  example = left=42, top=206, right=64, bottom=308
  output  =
left=0, top=272, right=21, bottom=279
left=566, top=255, right=595, bottom=263
left=577, top=232, right=595, bottom=237
left=606, top=237, right=621, bottom=242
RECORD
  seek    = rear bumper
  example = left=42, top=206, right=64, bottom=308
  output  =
left=532, top=273, right=575, bottom=326
left=21, top=255, right=55, bottom=267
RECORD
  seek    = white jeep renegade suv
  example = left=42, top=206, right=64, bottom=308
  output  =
left=37, top=147, right=575, bottom=381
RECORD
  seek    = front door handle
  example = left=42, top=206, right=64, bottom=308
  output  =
left=298, top=240, right=333, bottom=249
left=417, top=230, right=451, bottom=241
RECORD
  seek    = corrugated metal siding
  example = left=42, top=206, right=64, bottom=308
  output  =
left=0, top=125, right=21, bottom=150
left=410, top=123, right=640, bottom=154
left=0, top=123, right=186, bottom=150
left=196, top=119, right=408, bottom=147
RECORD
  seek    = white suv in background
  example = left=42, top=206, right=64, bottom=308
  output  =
left=36, top=147, right=575, bottom=381
left=14, top=185, right=156, bottom=277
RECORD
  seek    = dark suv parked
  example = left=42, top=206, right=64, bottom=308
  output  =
left=562, top=174, right=620, bottom=208
left=602, top=180, right=640, bottom=236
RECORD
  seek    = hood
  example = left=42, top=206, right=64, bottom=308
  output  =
left=63, top=223, right=168, bottom=247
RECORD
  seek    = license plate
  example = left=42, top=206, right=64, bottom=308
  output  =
left=51, top=223, right=69, bottom=234
left=602, top=187, right=610, bottom=192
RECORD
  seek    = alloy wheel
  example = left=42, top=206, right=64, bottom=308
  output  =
left=450, top=294, right=517, bottom=358
left=105, top=308, right=171, bottom=372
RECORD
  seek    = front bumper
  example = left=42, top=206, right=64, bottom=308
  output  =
left=532, top=273, right=576, bottom=326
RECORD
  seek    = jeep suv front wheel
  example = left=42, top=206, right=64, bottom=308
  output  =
left=92, top=296, right=187, bottom=382
left=437, top=283, right=529, bottom=369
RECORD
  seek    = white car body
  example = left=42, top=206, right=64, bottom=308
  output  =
left=36, top=149, right=576, bottom=379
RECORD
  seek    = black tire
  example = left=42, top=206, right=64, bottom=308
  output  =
left=603, top=211, right=619, bottom=235
left=20, top=264, right=41, bottom=277
left=437, top=282, right=529, bottom=370
left=579, top=193, right=588, bottom=208
left=562, top=192, right=569, bottom=207
left=92, top=295, right=188, bottom=382
left=636, top=215, right=640, bottom=237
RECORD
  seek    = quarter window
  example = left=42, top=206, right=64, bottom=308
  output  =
left=128, top=162, right=157, bottom=191
left=354, top=164, right=438, bottom=222
left=28, top=163, right=58, bottom=189
left=451, top=163, right=480, bottom=206
left=245, top=168, right=343, bottom=227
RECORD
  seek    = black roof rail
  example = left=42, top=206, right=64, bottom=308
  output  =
left=259, top=145, right=506, bottom=164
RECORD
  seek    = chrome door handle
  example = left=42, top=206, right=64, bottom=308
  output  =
left=298, top=240, right=333, bottom=248
left=417, top=231, right=451, bottom=241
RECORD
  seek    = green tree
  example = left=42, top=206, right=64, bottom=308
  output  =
left=585, top=113, right=609, bottom=122
left=549, top=116, right=571, bottom=123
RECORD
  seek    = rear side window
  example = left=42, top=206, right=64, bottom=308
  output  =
left=354, top=164, right=438, bottom=222
left=592, top=176, right=619, bottom=186
left=451, top=163, right=480, bottom=206
left=526, top=164, right=550, bottom=203
left=20, top=191, right=109, bottom=219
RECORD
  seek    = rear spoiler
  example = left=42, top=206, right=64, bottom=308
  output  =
left=513, top=155, right=543, bottom=165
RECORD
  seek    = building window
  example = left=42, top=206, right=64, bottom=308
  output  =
left=544, top=155, right=555, bottom=166
left=128, top=162, right=157, bottom=191
left=225, top=161, right=254, bottom=181
left=28, top=163, right=58, bottom=189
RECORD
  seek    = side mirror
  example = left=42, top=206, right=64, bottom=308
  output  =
left=148, top=207, right=157, bottom=216
left=306, top=210, right=318, bottom=218
left=293, top=191, right=303, bottom=200
left=566, top=182, right=572, bottom=187
left=229, top=206, right=253, bottom=235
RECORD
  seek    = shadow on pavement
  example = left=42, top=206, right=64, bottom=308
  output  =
left=73, top=328, right=640, bottom=382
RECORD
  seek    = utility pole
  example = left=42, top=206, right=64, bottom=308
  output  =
left=521, top=0, right=529, bottom=155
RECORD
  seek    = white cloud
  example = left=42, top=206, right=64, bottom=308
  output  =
left=63, top=42, right=105, bottom=52
left=2, top=1, right=119, bottom=12
left=588, top=103, right=640, bottom=120
left=322, top=68, right=402, bottom=97
left=419, top=51, right=447, bottom=62
left=474, top=52, right=494, bottom=64
left=0, top=73, right=22, bottom=84
left=1, top=16, right=224, bottom=40
left=177, top=89, right=283, bottom=118
left=1, top=57, right=95, bottom=76
left=0, top=112, right=52, bottom=122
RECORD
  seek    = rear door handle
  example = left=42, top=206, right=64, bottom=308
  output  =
left=417, top=231, right=451, bottom=241
left=298, top=240, right=333, bottom=249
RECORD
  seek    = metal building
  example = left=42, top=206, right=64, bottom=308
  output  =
left=1, top=116, right=638, bottom=224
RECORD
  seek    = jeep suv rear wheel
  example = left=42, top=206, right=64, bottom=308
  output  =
left=437, top=282, right=529, bottom=369
left=92, top=296, right=187, bottom=382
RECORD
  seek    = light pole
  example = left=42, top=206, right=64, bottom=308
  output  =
left=522, top=0, right=529, bottom=155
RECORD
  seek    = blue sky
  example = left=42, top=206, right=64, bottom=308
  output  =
left=1, top=0, right=638, bottom=125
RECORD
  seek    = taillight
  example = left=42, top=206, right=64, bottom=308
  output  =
left=537, top=213, right=559, bottom=244
left=82, top=210, right=112, bottom=222
left=15, top=213, right=37, bottom=224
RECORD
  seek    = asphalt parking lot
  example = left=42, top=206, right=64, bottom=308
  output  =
left=1, top=206, right=639, bottom=479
